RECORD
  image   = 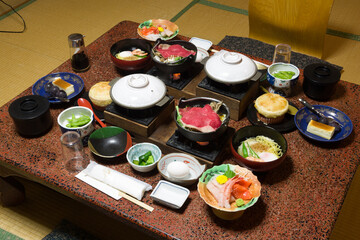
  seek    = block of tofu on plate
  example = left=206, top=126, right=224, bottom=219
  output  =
left=306, top=119, right=335, bottom=140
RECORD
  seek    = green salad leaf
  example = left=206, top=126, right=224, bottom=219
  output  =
left=175, top=106, right=183, bottom=127
left=224, top=165, right=236, bottom=178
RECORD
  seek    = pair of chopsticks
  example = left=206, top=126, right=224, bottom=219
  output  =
left=118, top=190, right=154, bottom=212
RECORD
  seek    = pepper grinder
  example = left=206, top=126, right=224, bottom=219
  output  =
left=68, top=33, right=90, bottom=72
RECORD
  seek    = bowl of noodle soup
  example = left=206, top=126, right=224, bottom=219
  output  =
left=110, top=38, right=152, bottom=72
left=230, top=125, right=287, bottom=172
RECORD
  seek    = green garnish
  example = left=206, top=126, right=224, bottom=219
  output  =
left=236, top=198, right=245, bottom=207
left=175, top=106, right=183, bottom=127
left=133, top=151, right=154, bottom=166
left=246, top=142, right=260, bottom=159
left=66, top=114, right=91, bottom=128
left=242, top=143, right=248, bottom=158
left=224, top=165, right=235, bottom=178
left=273, top=71, right=295, bottom=80
left=134, top=54, right=148, bottom=59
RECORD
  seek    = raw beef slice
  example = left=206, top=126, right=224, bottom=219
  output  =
left=179, top=104, right=221, bottom=133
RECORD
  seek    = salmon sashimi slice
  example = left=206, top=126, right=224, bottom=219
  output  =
left=232, top=183, right=252, bottom=200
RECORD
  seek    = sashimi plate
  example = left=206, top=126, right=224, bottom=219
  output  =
left=137, top=19, right=179, bottom=41
left=295, top=105, right=353, bottom=142
left=32, top=72, right=84, bottom=103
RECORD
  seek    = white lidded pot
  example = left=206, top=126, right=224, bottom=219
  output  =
left=205, top=50, right=257, bottom=84
left=110, top=74, right=168, bottom=110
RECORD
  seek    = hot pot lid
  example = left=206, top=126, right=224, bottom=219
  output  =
left=110, top=74, right=167, bottom=109
left=204, top=50, right=257, bottom=84
left=304, top=63, right=341, bottom=86
left=8, top=95, right=50, bottom=120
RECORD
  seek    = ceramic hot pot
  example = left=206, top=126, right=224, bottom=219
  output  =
left=175, top=97, right=230, bottom=142
left=110, top=73, right=169, bottom=110
left=150, top=39, right=198, bottom=75
left=204, top=50, right=258, bottom=84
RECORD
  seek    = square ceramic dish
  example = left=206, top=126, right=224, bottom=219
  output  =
left=150, top=180, right=190, bottom=209
left=189, top=37, right=213, bottom=50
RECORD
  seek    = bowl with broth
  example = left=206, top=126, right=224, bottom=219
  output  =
left=110, top=38, right=152, bottom=72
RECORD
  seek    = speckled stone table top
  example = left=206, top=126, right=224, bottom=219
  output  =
left=0, top=20, right=359, bottom=239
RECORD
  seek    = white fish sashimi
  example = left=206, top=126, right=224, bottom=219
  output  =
left=205, top=175, right=223, bottom=203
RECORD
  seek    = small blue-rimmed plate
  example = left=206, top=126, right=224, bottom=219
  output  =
left=295, top=105, right=353, bottom=142
left=32, top=72, right=84, bottom=103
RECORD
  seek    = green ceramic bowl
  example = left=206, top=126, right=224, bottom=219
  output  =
left=198, top=164, right=261, bottom=220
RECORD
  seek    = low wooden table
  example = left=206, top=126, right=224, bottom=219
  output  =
left=0, top=20, right=359, bottom=239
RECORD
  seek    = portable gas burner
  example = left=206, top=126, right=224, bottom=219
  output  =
left=104, top=96, right=175, bottom=137
left=196, top=76, right=260, bottom=120
left=147, top=62, right=203, bottom=90
left=166, top=128, right=235, bottom=166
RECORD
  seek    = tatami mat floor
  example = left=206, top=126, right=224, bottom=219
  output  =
left=0, top=0, right=359, bottom=239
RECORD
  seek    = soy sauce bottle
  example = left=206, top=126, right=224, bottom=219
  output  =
left=68, top=33, right=90, bottom=72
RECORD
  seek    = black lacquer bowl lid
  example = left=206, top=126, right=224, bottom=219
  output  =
left=8, top=95, right=52, bottom=137
left=303, top=63, right=340, bottom=86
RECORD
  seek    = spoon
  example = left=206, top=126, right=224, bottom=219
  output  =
left=47, top=96, right=70, bottom=102
left=77, top=98, right=106, bottom=128
left=298, top=98, right=342, bottom=131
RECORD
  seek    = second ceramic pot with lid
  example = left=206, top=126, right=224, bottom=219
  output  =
left=204, top=50, right=257, bottom=84
left=110, top=74, right=167, bottom=109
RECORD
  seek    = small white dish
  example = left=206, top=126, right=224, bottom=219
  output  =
left=150, top=180, right=190, bottom=209
left=195, top=47, right=209, bottom=63
left=157, top=153, right=206, bottom=186
left=189, top=37, right=213, bottom=51
left=57, top=106, right=94, bottom=145
left=126, top=142, right=162, bottom=172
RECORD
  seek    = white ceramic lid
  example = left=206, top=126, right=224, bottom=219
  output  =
left=205, top=50, right=257, bottom=84
left=110, top=74, right=166, bottom=109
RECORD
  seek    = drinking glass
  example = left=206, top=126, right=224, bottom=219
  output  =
left=272, top=44, right=291, bottom=63
left=60, top=131, right=89, bottom=172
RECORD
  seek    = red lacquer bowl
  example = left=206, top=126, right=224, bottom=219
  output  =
left=110, top=38, right=152, bottom=71
left=231, top=125, right=288, bottom=172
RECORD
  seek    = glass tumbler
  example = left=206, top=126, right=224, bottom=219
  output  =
left=272, top=43, right=291, bottom=63
left=60, top=131, right=89, bottom=172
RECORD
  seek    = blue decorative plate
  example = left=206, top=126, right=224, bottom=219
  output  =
left=32, top=72, right=84, bottom=103
left=295, top=105, right=353, bottom=142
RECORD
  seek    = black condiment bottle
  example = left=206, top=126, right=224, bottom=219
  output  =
left=68, top=33, right=90, bottom=72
